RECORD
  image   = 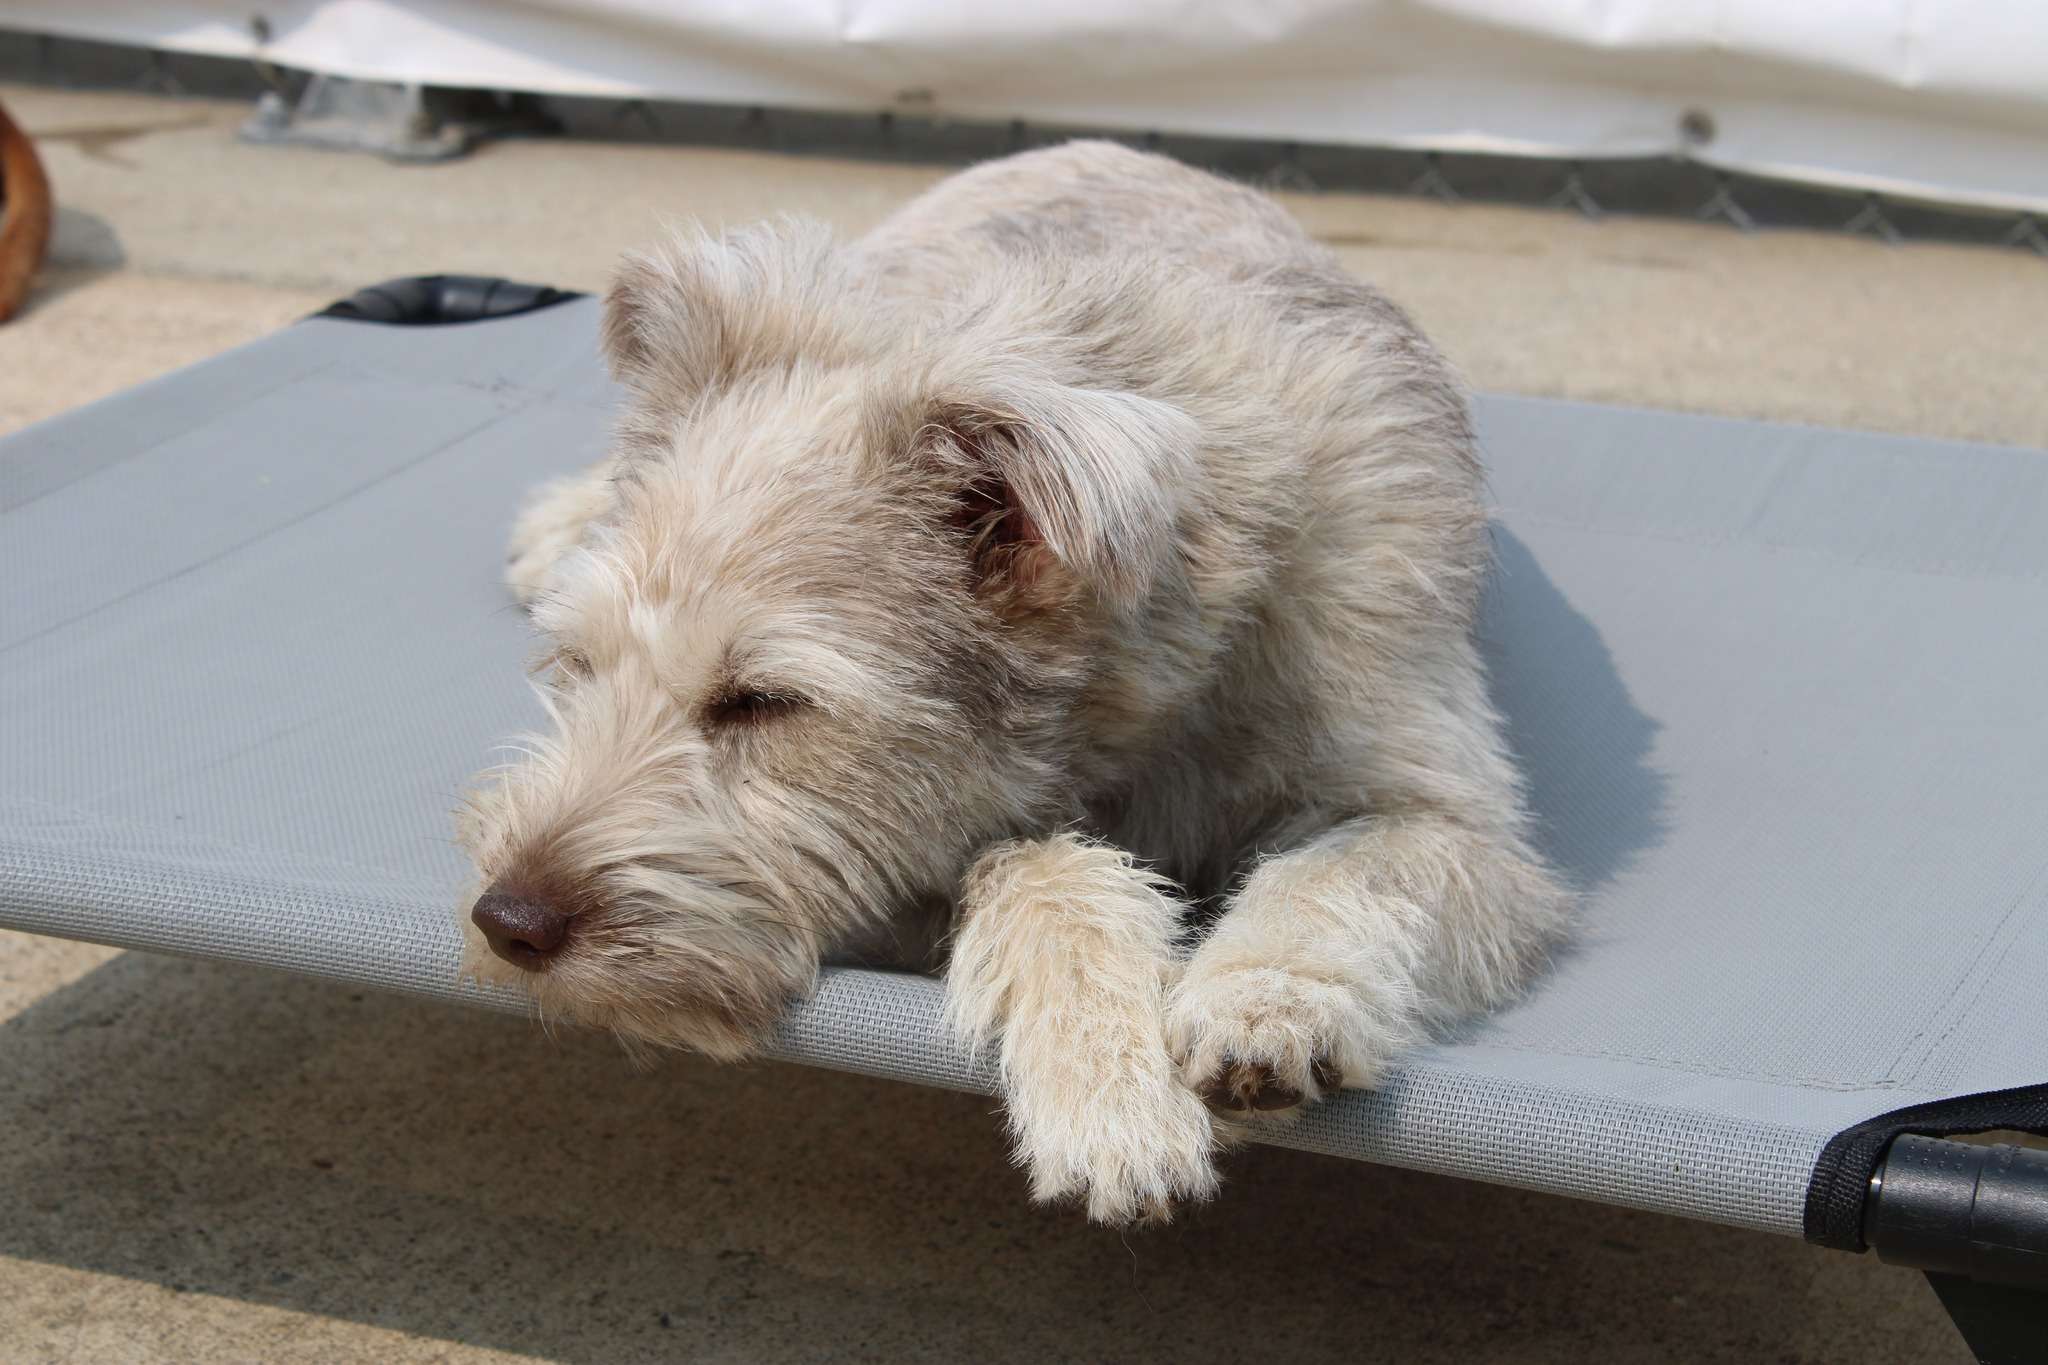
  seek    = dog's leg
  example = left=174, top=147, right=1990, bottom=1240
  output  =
left=1168, top=647, right=1570, bottom=1117
left=946, top=833, right=1218, bottom=1224
left=505, top=462, right=615, bottom=606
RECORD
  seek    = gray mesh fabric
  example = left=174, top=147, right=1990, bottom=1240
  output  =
left=4, top=301, right=2044, bottom=1237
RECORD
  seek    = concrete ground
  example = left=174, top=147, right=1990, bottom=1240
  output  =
left=4, top=81, right=2044, bottom=1364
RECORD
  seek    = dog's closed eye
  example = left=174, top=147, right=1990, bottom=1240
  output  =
left=707, top=689, right=808, bottom=726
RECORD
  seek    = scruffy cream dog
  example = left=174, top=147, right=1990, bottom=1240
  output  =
left=458, top=141, right=1568, bottom=1224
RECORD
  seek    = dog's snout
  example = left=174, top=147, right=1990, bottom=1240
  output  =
left=471, top=890, right=569, bottom=969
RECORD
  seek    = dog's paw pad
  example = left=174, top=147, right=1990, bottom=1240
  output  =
left=1198, top=1058, right=1304, bottom=1115
left=1167, top=965, right=1376, bottom=1121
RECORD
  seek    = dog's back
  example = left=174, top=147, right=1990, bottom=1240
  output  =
left=854, top=139, right=1320, bottom=282
left=854, top=143, right=1494, bottom=889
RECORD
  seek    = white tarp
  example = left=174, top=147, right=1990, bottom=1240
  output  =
left=7, top=1, right=2048, bottom=213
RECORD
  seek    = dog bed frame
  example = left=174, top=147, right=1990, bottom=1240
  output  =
left=3, top=280, right=2043, bottom=1359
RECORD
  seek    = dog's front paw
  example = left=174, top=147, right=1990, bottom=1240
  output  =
left=504, top=469, right=613, bottom=606
left=1165, top=962, right=1399, bottom=1119
left=1012, top=1067, right=1220, bottom=1225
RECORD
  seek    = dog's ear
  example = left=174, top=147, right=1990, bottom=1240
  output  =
left=919, top=380, right=1199, bottom=613
left=600, top=217, right=860, bottom=405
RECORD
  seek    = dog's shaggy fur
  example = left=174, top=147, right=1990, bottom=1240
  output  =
left=459, top=141, right=1568, bottom=1223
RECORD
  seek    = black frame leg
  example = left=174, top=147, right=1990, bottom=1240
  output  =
left=1924, top=1273, right=2048, bottom=1365
left=1857, top=1137, right=2048, bottom=1364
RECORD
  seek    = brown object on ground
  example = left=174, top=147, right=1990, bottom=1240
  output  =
left=0, top=97, right=53, bottom=323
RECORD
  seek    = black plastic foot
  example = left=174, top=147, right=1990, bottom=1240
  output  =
left=1859, top=1137, right=2048, bottom=1363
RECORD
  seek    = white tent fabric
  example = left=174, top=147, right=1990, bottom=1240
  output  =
left=7, top=0, right=2048, bottom=214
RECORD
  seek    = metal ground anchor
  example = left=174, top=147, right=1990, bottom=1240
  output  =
left=1843, top=193, right=1904, bottom=244
left=1695, top=173, right=1758, bottom=231
left=1546, top=162, right=1603, bottom=219
left=1408, top=152, right=1459, bottom=204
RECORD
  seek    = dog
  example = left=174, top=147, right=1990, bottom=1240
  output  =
left=458, top=140, right=1568, bottom=1224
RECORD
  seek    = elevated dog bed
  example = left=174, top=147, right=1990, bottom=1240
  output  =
left=3, top=281, right=2043, bottom=1354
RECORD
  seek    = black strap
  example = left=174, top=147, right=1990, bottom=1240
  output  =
left=1805, top=1082, right=2048, bottom=1250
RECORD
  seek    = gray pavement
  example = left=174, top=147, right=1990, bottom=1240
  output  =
left=6, top=80, right=2039, bottom=1364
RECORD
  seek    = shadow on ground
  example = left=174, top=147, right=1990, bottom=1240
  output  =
left=0, top=950, right=1960, bottom=1364
left=8, top=206, right=124, bottom=318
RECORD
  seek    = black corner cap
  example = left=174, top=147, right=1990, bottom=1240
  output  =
left=318, top=274, right=583, bottom=325
left=1863, top=1136, right=2048, bottom=1288
left=1805, top=1081, right=2048, bottom=1251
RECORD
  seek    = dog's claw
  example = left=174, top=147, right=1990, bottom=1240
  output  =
left=1167, top=963, right=1369, bottom=1121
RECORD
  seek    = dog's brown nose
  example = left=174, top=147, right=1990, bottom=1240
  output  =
left=471, top=890, right=568, bottom=969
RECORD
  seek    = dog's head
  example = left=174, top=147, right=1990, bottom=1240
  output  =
left=458, top=219, right=1200, bottom=1057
